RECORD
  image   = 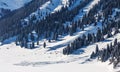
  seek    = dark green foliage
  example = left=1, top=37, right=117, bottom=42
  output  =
left=96, top=28, right=102, bottom=42
left=43, top=42, right=46, bottom=48
left=0, top=0, right=49, bottom=41
left=90, top=51, right=95, bottom=59
left=90, top=45, right=99, bottom=59
left=90, top=39, right=120, bottom=68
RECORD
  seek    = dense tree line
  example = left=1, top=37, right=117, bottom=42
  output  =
left=0, top=0, right=120, bottom=49
left=0, top=0, right=92, bottom=44
left=0, top=0, right=49, bottom=42
left=13, top=0, right=120, bottom=49
left=63, top=0, right=120, bottom=55
left=0, top=8, right=11, bottom=17
left=90, top=38, right=120, bottom=68
left=14, top=0, right=93, bottom=48
left=63, top=22, right=119, bottom=55
left=63, top=15, right=120, bottom=54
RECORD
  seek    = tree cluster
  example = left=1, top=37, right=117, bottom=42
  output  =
left=90, top=38, right=120, bottom=68
left=62, top=0, right=120, bottom=55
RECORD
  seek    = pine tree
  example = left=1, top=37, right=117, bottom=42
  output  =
left=43, top=42, right=46, bottom=48
left=37, top=41, right=39, bottom=45
left=82, top=34, right=86, bottom=46
left=114, top=38, right=117, bottom=46
left=48, top=38, right=51, bottom=43
left=95, top=44, right=99, bottom=56
left=96, top=28, right=102, bottom=42
left=90, top=52, right=95, bottom=59
left=31, top=42, right=35, bottom=49
left=69, top=26, right=74, bottom=36
left=66, top=44, right=70, bottom=55
left=107, top=31, right=112, bottom=38
left=92, top=33, right=96, bottom=43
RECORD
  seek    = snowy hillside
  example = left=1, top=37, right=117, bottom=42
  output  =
left=0, top=0, right=32, bottom=17
left=1, top=33, right=119, bottom=72
left=0, top=0, right=120, bottom=72
left=0, top=0, right=32, bottom=10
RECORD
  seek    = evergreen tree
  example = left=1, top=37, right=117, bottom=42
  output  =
left=90, top=51, right=95, bottom=59
left=37, top=41, right=39, bottom=45
left=94, top=44, right=99, bottom=57
left=114, top=38, right=117, bottom=46
left=96, top=28, right=102, bottom=42
left=43, top=42, right=46, bottom=48
left=31, top=42, right=35, bottom=49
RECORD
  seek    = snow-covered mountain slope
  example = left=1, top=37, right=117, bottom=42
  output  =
left=0, top=0, right=120, bottom=72
left=23, top=0, right=100, bottom=50
left=73, top=0, right=100, bottom=21
left=2, top=0, right=99, bottom=47
left=0, top=0, right=32, bottom=10
left=0, top=20, right=117, bottom=72
left=22, top=0, right=69, bottom=26
left=0, top=0, right=32, bottom=17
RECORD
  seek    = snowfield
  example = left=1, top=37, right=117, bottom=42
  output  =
left=1, top=33, right=120, bottom=72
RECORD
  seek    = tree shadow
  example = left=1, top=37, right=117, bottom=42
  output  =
left=47, top=44, right=67, bottom=51
left=71, top=49, right=85, bottom=55
left=80, top=58, right=92, bottom=64
left=14, top=60, right=66, bottom=67
left=2, top=37, right=16, bottom=45
left=102, top=39, right=112, bottom=42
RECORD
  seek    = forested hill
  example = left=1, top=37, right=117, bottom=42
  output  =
left=0, top=0, right=32, bottom=17
left=0, top=0, right=49, bottom=41
left=0, top=0, right=120, bottom=72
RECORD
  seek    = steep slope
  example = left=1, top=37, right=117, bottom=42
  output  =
left=0, top=0, right=69, bottom=42
left=0, top=0, right=32, bottom=17
left=0, top=0, right=49, bottom=42
left=0, top=0, right=32, bottom=10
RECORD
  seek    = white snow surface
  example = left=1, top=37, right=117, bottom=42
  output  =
left=0, top=33, right=119, bottom=72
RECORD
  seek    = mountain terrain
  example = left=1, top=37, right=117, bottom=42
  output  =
left=0, top=0, right=120, bottom=72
